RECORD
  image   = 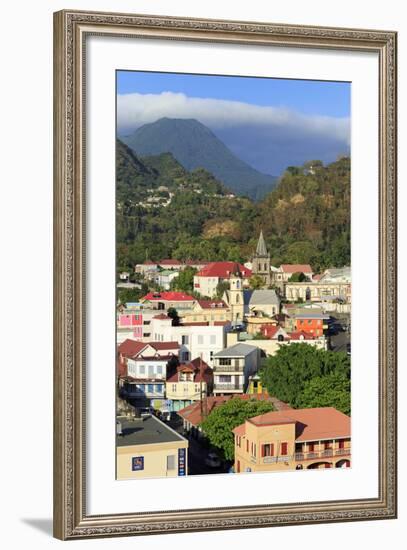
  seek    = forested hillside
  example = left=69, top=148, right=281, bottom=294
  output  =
left=116, top=139, right=350, bottom=274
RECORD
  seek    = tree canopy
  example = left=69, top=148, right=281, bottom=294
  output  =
left=200, top=398, right=275, bottom=460
left=259, top=344, right=350, bottom=412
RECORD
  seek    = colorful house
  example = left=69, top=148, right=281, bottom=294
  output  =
left=233, top=407, right=351, bottom=473
left=193, top=261, right=252, bottom=298
left=166, top=358, right=213, bottom=411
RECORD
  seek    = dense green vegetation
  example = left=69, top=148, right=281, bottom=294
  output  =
left=116, top=138, right=350, bottom=275
left=122, top=117, right=277, bottom=200
left=200, top=398, right=275, bottom=460
left=259, top=345, right=351, bottom=415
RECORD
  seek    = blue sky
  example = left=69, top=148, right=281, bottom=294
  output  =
left=117, top=71, right=350, bottom=118
left=116, top=70, right=350, bottom=175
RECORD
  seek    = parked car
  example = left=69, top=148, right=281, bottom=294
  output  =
left=205, top=452, right=221, bottom=468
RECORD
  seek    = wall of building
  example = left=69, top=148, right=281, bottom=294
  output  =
left=116, top=440, right=188, bottom=480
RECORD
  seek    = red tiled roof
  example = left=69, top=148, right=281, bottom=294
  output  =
left=166, top=358, right=213, bottom=383
left=141, top=291, right=195, bottom=302
left=195, top=261, right=252, bottom=278
left=280, top=264, right=313, bottom=273
left=197, top=299, right=228, bottom=309
left=149, top=341, right=179, bottom=351
left=118, top=339, right=147, bottom=358
left=288, top=331, right=315, bottom=340
left=244, top=407, right=350, bottom=441
left=159, top=259, right=182, bottom=265
left=313, top=273, right=323, bottom=281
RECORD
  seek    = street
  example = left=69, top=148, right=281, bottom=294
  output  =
left=328, top=314, right=351, bottom=354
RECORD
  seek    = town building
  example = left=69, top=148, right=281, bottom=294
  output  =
left=212, top=343, right=260, bottom=395
left=272, top=264, right=314, bottom=285
left=134, top=260, right=159, bottom=275
left=116, top=414, right=188, bottom=479
left=118, top=339, right=180, bottom=410
left=284, top=280, right=351, bottom=309
left=180, top=299, right=230, bottom=324
left=140, top=291, right=195, bottom=311
left=251, top=231, right=271, bottom=286
left=166, top=357, right=213, bottom=411
left=150, top=314, right=230, bottom=364
left=233, top=407, right=351, bottom=473
left=286, top=309, right=330, bottom=337
left=226, top=327, right=328, bottom=356
left=193, top=261, right=252, bottom=298
left=153, top=269, right=180, bottom=290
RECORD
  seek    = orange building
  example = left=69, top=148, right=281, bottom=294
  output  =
left=291, top=312, right=329, bottom=337
left=233, top=407, right=350, bottom=473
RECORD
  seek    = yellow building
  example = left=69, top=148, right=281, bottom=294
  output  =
left=181, top=299, right=230, bottom=323
left=166, top=358, right=213, bottom=412
left=233, top=407, right=350, bottom=473
left=246, top=316, right=278, bottom=335
left=116, top=415, right=188, bottom=479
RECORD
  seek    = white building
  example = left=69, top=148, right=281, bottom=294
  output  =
left=212, top=343, right=260, bottom=395
left=193, top=261, right=251, bottom=298
left=150, top=315, right=230, bottom=365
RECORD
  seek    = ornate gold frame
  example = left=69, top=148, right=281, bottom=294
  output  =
left=53, top=9, right=397, bottom=540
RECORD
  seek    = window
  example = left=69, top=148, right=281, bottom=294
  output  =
left=246, top=440, right=249, bottom=452
left=139, top=365, right=145, bottom=375
left=280, top=442, right=288, bottom=455
left=210, top=335, right=216, bottom=345
left=219, top=358, right=231, bottom=366
left=172, top=384, right=177, bottom=392
left=181, top=335, right=189, bottom=345
left=262, top=443, right=274, bottom=457
left=156, top=365, right=162, bottom=375
left=198, top=335, right=204, bottom=345
left=338, top=440, right=345, bottom=449
left=210, top=351, right=214, bottom=359
left=182, top=351, right=190, bottom=362
left=219, top=375, right=231, bottom=383
left=148, top=365, right=154, bottom=377
left=167, top=455, right=176, bottom=470
left=147, top=384, right=154, bottom=393
left=156, top=384, right=163, bottom=393
left=195, top=384, right=199, bottom=393
left=308, top=442, right=315, bottom=452
left=324, top=441, right=332, bottom=450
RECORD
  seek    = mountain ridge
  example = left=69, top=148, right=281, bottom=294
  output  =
left=121, top=117, right=278, bottom=201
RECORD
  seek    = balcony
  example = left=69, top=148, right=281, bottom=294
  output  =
left=263, top=456, right=293, bottom=464
left=214, top=384, right=243, bottom=392
left=213, top=365, right=244, bottom=373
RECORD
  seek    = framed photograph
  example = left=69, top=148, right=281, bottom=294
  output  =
left=53, top=9, right=397, bottom=540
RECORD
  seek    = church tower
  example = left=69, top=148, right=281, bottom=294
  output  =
left=252, top=230, right=271, bottom=286
left=228, top=263, right=245, bottom=325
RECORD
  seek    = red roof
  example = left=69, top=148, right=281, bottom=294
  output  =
left=149, top=341, right=179, bottom=351
left=166, top=358, right=213, bottom=384
left=195, top=261, right=252, bottom=278
left=280, top=264, right=313, bottom=273
left=118, top=339, right=146, bottom=357
left=288, top=331, right=316, bottom=340
left=159, top=259, right=182, bottom=265
left=141, top=291, right=195, bottom=302
left=197, top=299, right=228, bottom=309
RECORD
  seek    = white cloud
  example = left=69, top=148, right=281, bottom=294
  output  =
left=117, top=91, right=350, bottom=145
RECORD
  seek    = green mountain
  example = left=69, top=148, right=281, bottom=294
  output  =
left=121, top=117, right=278, bottom=201
left=116, top=138, right=350, bottom=276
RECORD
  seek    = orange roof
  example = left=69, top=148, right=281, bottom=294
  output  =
left=243, top=407, right=350, bottom=441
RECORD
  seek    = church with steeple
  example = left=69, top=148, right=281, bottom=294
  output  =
left=252, top=231, right=271, bottom=286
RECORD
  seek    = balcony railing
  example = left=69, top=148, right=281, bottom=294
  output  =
left=213, top=365, right=244, bottom=372
left=214, top=384, right=243, bottom=391
left=263, top=456, right=293, bottom=464
left=294, top=448, right=351, bottom=461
